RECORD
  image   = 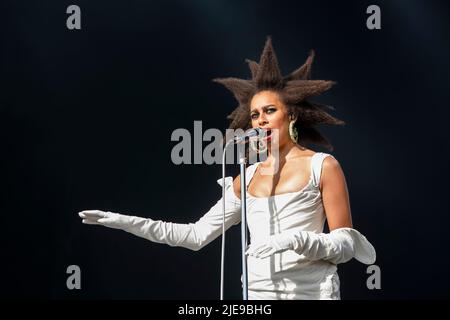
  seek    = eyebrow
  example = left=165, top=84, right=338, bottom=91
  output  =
left=250, top=104, right=276, bottom=113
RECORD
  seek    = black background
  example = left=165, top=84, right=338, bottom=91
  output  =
left=1, top=0, right=450, bottom=299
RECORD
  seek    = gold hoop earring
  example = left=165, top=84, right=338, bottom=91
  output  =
left=289, top=120, right=299, bottom=143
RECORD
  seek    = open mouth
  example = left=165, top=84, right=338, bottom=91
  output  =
left=261, top=128, right=272, bottom=140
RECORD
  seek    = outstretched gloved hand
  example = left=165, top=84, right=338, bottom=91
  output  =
left=79, top=210, right=136, bottom=230
left=245, top=227, right=376, bottom=265
left=77, top=177, right=241, bottom=251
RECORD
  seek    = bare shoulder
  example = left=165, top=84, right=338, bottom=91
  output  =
left=320, top=155, right=345, bottom=190
left=322, top=154, right=341, bottom=170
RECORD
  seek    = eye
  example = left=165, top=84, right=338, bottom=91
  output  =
left=267, top=107, right=277, bottom=114
left=251, top=113, right=259, bottom=120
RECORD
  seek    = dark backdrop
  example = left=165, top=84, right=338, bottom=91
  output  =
left=2, top=0, right=449, bottom=299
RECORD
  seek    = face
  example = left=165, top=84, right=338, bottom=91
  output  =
left=249, top=90, right=294, bottom=147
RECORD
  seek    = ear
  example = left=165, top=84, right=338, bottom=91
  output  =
left=288, top=111, right=298, bottom=122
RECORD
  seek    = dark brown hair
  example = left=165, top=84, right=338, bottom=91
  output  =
left=213, top=37, right=345, bottom=151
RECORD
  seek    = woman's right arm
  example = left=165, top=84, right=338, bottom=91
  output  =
left=78, top=177, right=241, bottom=251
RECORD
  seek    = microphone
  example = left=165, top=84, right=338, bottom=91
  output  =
left=233, top=128, right=263, bottom=143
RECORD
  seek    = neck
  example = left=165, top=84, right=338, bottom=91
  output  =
left=265, top=140, right=299, bottom=166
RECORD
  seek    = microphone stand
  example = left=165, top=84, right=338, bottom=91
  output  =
left=222, top=131, right=261, bottom=300
left=220, top=139, right=249, bottom=301
left=237, top=142, right=249, bottom=300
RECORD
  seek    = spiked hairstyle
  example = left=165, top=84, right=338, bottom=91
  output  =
left=213, top=37, right=345, bottom=151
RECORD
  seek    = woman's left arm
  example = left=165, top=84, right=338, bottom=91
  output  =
left=320, top=156, right=353, bottom=231
left=246, top=155, right=376, bottom=264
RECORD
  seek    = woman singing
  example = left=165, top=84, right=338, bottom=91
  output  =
left=78, top=37, right=376, bottom=300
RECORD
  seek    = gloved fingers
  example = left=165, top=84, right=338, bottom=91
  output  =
left=256, top=248, right=275, bottom=259
left=269, top=238, right=288, bottom=252
left=97, top=217, right=118, bottom=225
left=82, top=219, right=101, bottom=225
left=254, top=246, right=274, bottom=258
left=245, top=243, right=266, bottom=256
left=249, top=245, right=275, bottom=259
left=79, top=210, right=108, bottom=219
left=246, top=243, right=280, bottom=259
left=79, top=213, right=100, bottom=221
left=247, top=243, right=273, bottom=257
left=79, top=210, right=113, bottom=227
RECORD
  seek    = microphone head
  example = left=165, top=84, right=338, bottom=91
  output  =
left=233, top=127, right=264, bottom=143
left=246, top=127, right=262, bottom=138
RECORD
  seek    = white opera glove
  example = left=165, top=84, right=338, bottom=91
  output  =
left=245, top=232, right=295, bottom=259
left=79, top=210, right=150, bottom=230
left=78, top=176, right=241, bottom=251
left=246, top=227, right=376, bottom=265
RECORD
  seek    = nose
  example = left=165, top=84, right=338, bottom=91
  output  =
left=258, top=114, right=268, bottom=126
